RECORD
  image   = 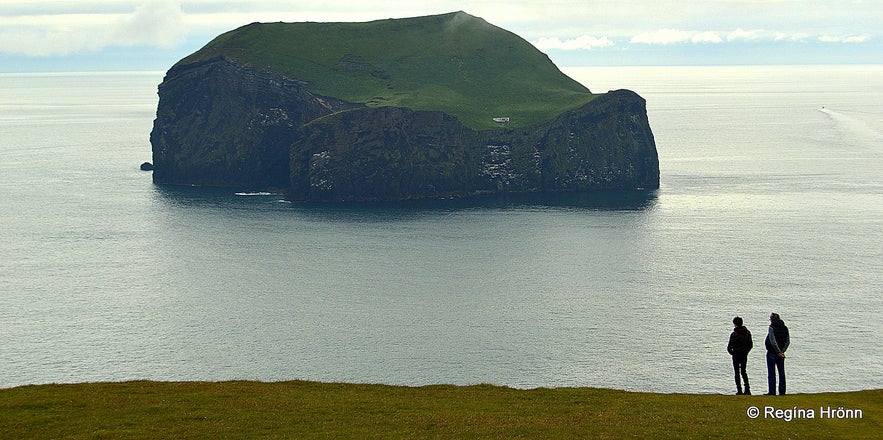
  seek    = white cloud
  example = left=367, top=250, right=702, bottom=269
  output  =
left=630, top=27, right=874, bottom=47
left=726, top=28, right=765, bottom=42
left=691, top=31, right=723, bottom=44
left=0, top=0, right=185, bottom=56
left=116, top=0, right=186, bottom=47
left=0, top=16, right=113, bottom=56
left=630, top=29, right=692, bottom=45
left=819, top=34, right=871, bottom=43
left=774, top=32, right=809, bottom=42
left=630, top=29, right=725, bottom=45
left=0, top=0, right=879, bottom=61
left=531, top=35, right=615, bottom=51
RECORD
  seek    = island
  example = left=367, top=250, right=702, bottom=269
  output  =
left=150, top=11, right=659, bottom=202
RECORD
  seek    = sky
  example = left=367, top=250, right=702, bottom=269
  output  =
left=1, top=0, right=880, bottom=72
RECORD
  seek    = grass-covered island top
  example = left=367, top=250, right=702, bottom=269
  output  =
left=181, top=11, right=595, bottom=130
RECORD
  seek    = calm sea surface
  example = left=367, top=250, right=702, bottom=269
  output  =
left=1, top=66, right=881, bottom=393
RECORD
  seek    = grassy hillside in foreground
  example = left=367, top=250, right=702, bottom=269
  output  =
left=182, top=11, right=595, bottom=130
left=2, top=381, right=880, bottom=439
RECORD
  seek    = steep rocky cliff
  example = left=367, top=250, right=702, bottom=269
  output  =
left=150, top=12, right=659, bottom=201
left=150, top=57, right=362, bottom=189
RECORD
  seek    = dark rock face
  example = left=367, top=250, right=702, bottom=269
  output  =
left=150, top=57, right=361, bottom=190
left=151, top=58, right=659, bottom=201
left=291, top=106, right=474, bottom=201
left=530, top=89, right=660, bottom=192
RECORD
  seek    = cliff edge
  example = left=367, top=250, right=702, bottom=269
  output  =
left=150, top=11, right=659, bottom=201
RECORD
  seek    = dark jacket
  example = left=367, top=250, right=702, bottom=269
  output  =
left=728, top=326, right=753, bottom=355
left=765, top=319, right=790, bottom=353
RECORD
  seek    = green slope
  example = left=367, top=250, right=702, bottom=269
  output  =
left=182, top=11, right=596, bottom=129
left=3, top=381, right=881, bottom=439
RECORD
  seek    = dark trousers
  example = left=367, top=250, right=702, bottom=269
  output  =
left=766, top=351, right=786, bottom=395
left=732, top=353, right=749, bottom=392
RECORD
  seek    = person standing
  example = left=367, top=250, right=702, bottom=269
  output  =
left=727, top=316, right=753, bottom=395
left=765, top=312, right=790, bottom=395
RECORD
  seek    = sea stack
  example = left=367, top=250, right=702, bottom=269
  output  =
left=150, top=11, right=659, bottom=201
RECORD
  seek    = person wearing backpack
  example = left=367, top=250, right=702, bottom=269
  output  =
left=765, top=312, right=790, bottom=395
left=727, top=316, right=753, bottom=395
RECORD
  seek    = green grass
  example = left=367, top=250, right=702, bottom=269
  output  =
left=2, top=381, right=880, bottom=439
left=183, top=11, right=596, bottom=130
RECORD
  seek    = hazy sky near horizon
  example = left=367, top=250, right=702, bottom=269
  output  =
left=1, top=0, right=880, bottom=70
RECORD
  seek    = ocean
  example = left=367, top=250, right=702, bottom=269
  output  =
left=1, top=65, right=881, bottom=394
